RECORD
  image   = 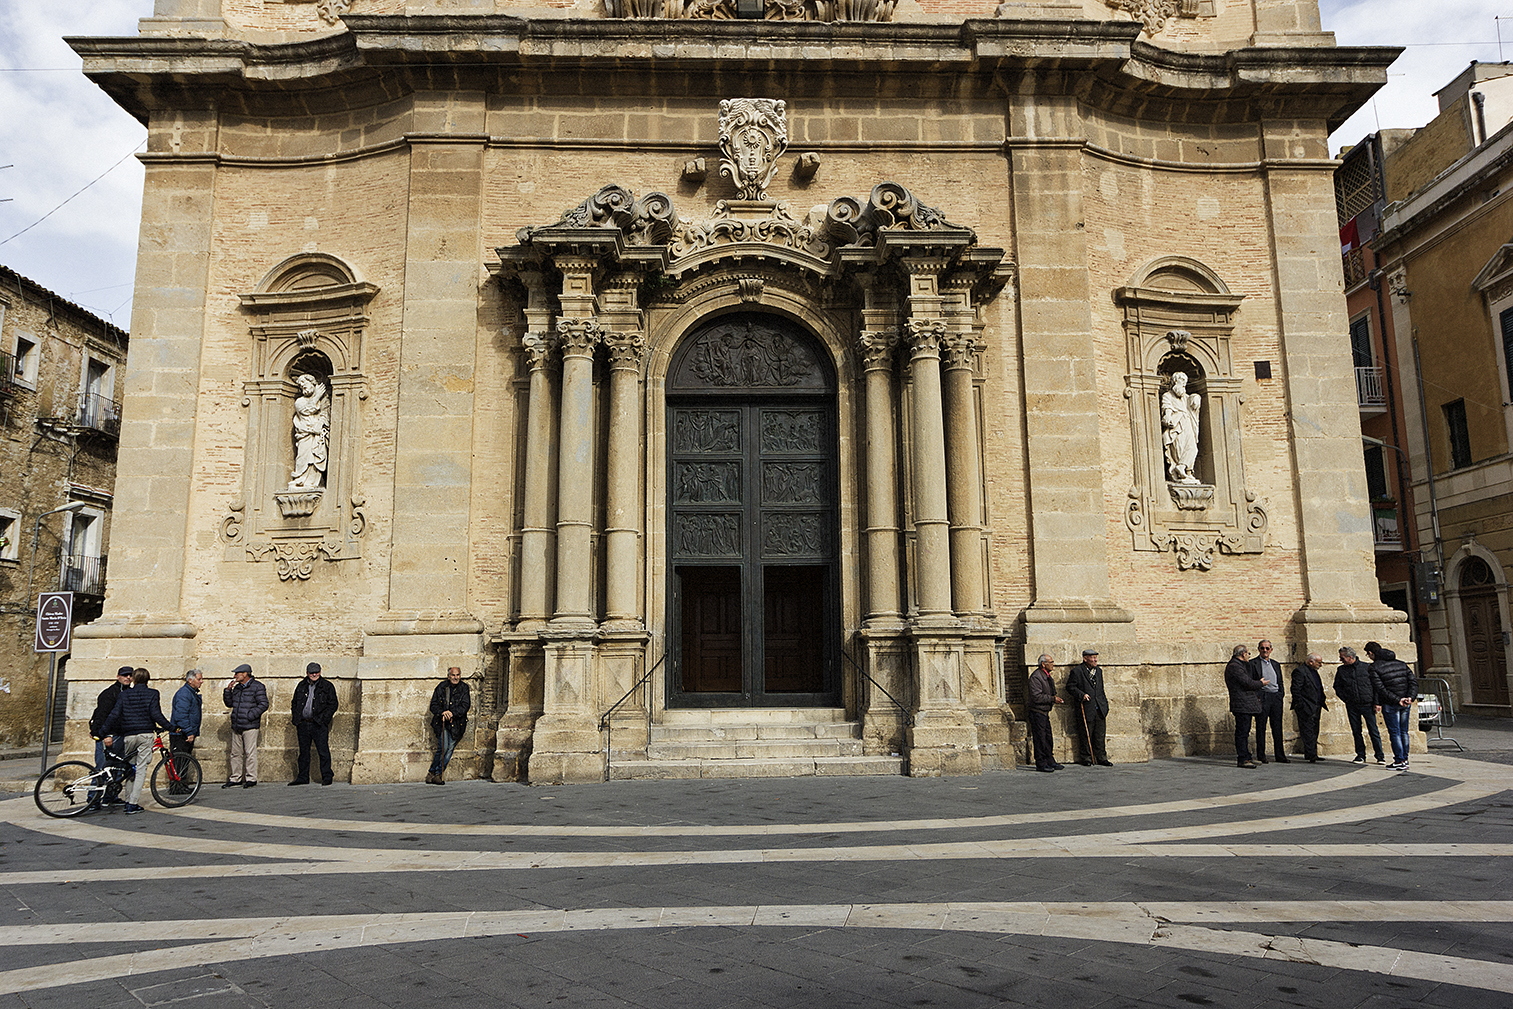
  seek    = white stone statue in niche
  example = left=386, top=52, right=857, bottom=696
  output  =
left=288, top=374, right=330, bottom=491
left=1161, top=371, right=1202, bottom=484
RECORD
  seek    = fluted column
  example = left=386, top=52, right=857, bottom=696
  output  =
left=906, top=318, right=953, bottom=622
left=552, top=317, right=600, bottom=628
left=858, top=329, right=902, bottom=621
left=941, top=331, right=986, bottom=617
left=603, top=331, right=646, bottom=626
left=518, top=330, right=558, bottom=627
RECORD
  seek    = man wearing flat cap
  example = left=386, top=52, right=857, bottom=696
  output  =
left=89, top=666, right=135, bottom=771
left=289, top=662, right=338, bottom=786
left=222, top=663, right=269, bottom=788
left=1064, top=648, right=1113, bottom=766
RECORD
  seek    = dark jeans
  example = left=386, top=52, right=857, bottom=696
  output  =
left=1233, top=712, right=1256, bottom=764
left=1295, top=708, right=1321, bottom=760
left=169, top=734, right=194, bottom=755
left=1256, top=692, right=1285, bottom=759
left=1073, top=701, right=1106, bottom=763
left=428, top=726, right=459, bottom=775
left=1346, top=703, right=1384, bottom=760
left=295, top=720, right=333, bottom=784
left=1028, top=709, right=1055, bottom=769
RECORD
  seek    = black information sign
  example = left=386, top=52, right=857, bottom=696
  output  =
left=34, top=592, right=73, bottom=653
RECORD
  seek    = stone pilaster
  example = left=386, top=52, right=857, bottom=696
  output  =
left=858, top=328, right=902, bottom=623
left=603, top=332, right=646, bottom=628
left=1260, top=122, right=1412, bottom=659
left=1009, top=97, right=1134, bottom=661
left=528, top=634, right=603, bottom=784
left=941, top=331, right=987, bottom=619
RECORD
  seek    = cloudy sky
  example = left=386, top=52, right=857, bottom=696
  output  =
left=0, top=0, right=1507, bottom=329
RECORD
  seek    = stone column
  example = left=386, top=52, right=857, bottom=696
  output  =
left=941, top=331, right=986, bottom=618
left=858, top=329, right=902, bottom=622
left=905, top=317, right=954, bottom=622
left=517, top=329, right=558, bottom=628
left=552, top=316, right=601, bottom=629
left=603, top=332, right=646, bottom=627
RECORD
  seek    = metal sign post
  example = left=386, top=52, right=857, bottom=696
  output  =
left=35, top=592, right=73, bottom=773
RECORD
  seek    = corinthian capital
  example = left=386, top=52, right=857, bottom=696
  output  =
left=603, top=331, right=647, bottom=370
left=856, top=330, right=898, bottom=371
left=522, top=331, right=557, bottom=371
left=905, top=319, right=946, bottom=358
left=556, top=317, right=603, bottom=356
left=940, top=331, right=984, bottom=371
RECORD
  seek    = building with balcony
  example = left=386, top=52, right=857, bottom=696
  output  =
left=1341, top=61, right=1513, bottom=716
left=0, top=266, right=127, bottom=750
left=61, top=0, right=1409, bottom=784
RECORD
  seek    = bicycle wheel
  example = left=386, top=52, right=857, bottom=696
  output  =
left=150, top=752, right=203, bottom=807
left=34, top=761, right=106, bottom=818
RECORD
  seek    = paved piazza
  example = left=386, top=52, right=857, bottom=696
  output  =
left=1, top=750, right=1511, bottom=1008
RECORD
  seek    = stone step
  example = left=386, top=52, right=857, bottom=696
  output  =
left=608, top=755, right=904, bottom=780
left=649, top=722, right=860, bottom=742
left=647, top=737, right=866, bottom=760
left=657, top=708, right=849, bottom=726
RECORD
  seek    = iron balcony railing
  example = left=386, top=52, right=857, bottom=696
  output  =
left=0, top=350, right=16, bottom=396
left=60, top=553, right=107, bottom=596
left=1342, top=248, right=1369, bottom=289
left=76, top=391, right=120, bottom=437
left=1355, top=366, right=1386, bottom=409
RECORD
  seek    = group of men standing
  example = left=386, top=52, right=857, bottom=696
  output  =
left=1224, top=639, right=1417, bottom=770
left=1029, top=640, right=1420, bottom=772
left=86, top=663, right=471, bottom=799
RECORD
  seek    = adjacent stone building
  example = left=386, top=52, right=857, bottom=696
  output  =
left=0, top=266, right=127, bottom=751
left=63, top=0, right=1410, bottom=783
left=1359, top=63, right=1513, bottom=717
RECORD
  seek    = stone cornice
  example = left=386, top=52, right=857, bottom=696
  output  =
left=72, top=18, right=1398, bottom=131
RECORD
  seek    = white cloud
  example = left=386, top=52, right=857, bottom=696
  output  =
left=0, top=1, right=148, bottom=326
left=1322, top=0, right=1511, bottom=153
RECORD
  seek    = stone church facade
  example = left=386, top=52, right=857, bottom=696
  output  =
left=64, top=0, right=1409, bottom=783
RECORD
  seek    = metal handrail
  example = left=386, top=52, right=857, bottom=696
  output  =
left=842, top=646, right=913, bottom=728
left=1418, top=675, right=1464, bottom=752
left=600, top=649, right=665, bottom=779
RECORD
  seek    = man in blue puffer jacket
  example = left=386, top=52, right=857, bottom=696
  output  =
left=101, top=668, right=173, bottom=814
left=170, top=669, right=204, bottom=756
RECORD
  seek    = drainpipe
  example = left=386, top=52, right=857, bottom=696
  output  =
left=1473, top=91, right=1489, bottom=147
left=1411, top=334, right=1446, bottom=575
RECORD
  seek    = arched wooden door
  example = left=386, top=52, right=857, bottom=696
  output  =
left=665, top=313, right=840, bottom=708
left=1460, top=557, right=1511, bottom=706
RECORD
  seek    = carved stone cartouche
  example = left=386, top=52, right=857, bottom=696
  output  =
left=719, top=99, right=788, bottom=201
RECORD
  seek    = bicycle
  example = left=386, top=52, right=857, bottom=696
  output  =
left=34, top=733, right=203, bottom=818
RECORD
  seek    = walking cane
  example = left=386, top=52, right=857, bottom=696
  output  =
left=1078, top=697, right=1093, bottom=764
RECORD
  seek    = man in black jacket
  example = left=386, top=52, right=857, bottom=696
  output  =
left=425, top=666, right=471, bottom=784
left=1247, top=639, right=1288, bottom=763
left=1026, top=654, right=1066, bottom=773
left=1064, top=649, right=1112, bottom=766
left=1366, top=641, right=1417, bottom=771
left=1290, top=652, right=1328, bottom=763
left=1225, top=644, right=1263, bottom=768
left=223, top=663, right=269, bottom=788
left=100, top=668, right=173, bottom=813
left=89, top=666, right=134, bottom=769
left=1333, top=645, right=1383, bottom=764
left=289, top=662, right=338, bottom=786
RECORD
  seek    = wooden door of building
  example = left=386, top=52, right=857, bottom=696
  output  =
left=1460, top=558, right=1511, bottom=706
left=666, top=314, right=840, bottom=708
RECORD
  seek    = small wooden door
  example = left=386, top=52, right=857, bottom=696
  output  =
left=1461, top=558, right=1511, bottom=706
